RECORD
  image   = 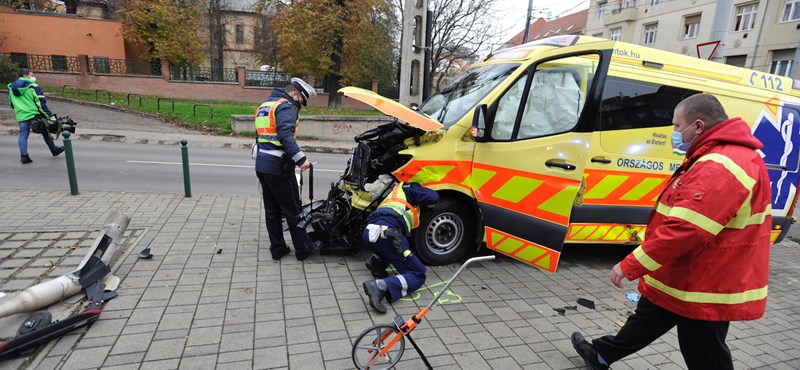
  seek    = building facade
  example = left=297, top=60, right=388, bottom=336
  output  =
left=585, top=0, right=800, bottom=79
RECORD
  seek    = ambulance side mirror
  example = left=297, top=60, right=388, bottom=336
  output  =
left=470, top=104, right=488, bottom=142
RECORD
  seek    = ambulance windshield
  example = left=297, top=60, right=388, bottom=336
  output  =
left=421, top=63, right=519, bottom=128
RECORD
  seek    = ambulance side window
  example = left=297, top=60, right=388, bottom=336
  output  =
left=601, top=77, right=700, bottom=130
left=491, top=72, right=528, bottom=140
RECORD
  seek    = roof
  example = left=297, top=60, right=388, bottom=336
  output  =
left=224, top=0, right=260, bottom=12
left=502, top=9, right=588, bottom=48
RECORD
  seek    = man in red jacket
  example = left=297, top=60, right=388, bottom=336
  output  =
left=571, top=94, right=772, bottom=370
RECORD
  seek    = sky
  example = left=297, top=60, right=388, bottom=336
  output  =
left=491, top=0, right=591, bottom=44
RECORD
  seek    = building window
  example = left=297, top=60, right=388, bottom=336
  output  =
left=235, top=24, right=244, bottom=44
left=734, top=3, right=758, bottom=31
left=624, top=0, right=637, bottom=8
left=683, top=14, right=701, bottom=39
left=770, top=49, right=796, bottom=77
left=597, top=1, right=607, bottom=19
left=593, top=32, right=604, bottom=37
left=782, top=0, right=800, bottom=21
left=725, top=55, right=747, bottom=67
left=648, top=0, right=661, bottom=5
left=643, top=23, right=657, bottom=44
left=51, top=55, right=67, bottom=71
left=610, top=27, right=622, bottom=41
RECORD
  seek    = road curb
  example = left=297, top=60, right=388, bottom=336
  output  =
left=0, top=126, right=351, bottom=154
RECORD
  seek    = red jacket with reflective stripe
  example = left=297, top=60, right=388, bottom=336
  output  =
left=620, top=117, right=772, bottom=321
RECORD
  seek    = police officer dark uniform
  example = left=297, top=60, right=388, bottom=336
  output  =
left=362, top=182, right=439, bottom=313
left=255, top=77, right=319, bottom=261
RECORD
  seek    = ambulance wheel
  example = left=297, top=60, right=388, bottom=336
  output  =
left=414, top=198, right=475, bottom=266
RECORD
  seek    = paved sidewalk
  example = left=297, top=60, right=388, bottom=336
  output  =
left=0, top=189, right=799, bottom=370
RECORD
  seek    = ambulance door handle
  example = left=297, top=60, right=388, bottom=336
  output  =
left=591, top=157, right=612, bottom=164
left=545, top=160, right=576, bottom=171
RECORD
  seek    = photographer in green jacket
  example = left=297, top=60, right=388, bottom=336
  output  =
left=8, top=68, right=63, bottom=164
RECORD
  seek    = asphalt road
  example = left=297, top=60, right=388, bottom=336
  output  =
left=0, top=135, right=350, bottom=199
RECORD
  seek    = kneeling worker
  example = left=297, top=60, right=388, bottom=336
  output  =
left=362, top=182, right=439, bottom=313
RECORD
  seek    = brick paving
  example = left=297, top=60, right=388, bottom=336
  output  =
left=0, top=189, right=798, bottom=370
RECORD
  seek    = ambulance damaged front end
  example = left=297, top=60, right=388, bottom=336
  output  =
left=302, top=87, right=444, bottom=254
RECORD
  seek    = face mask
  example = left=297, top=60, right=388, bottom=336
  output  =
left=671, top=123, right=697, bottom=152
left=29, top=76, right=36, bottom=83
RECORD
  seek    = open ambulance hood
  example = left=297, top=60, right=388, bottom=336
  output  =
left=339, top=87, right=443, bottom=132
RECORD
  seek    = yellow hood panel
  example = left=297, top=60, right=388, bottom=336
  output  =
left=339, top=87, right=443, bottom=132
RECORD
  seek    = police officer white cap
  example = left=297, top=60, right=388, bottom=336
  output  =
left=290, top=77, right=317, bottom=106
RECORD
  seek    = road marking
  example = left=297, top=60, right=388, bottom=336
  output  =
left=126, top=160, right=342, bottom=172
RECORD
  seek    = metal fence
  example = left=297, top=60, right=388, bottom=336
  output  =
left=2, top=53, right=80, bottom=73
left=244, top=70, right=292, bottom=88
left=89, top=57, right=161, bottom=76
left=170, top=66, right=238, bottom=83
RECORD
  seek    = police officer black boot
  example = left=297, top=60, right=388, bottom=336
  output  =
left=362, top=279, right=388, bottom=314
left=52, top=146, right=64, bottom=157
left=20, top=155, right=32, bottom=164
left=365, top=254, right=388, bottom=279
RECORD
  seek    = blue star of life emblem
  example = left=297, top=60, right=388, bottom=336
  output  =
left=752, top=100, right=800, bottom=214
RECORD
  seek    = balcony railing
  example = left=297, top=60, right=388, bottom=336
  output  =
left=170, top=66, right=238, bottom=83
left=90, top=58, right=161, bottom=76
left=1, top=53, right=80, bottom=72
left=244, top=70, right=292, bottom=87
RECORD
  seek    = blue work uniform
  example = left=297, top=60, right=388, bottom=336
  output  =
left=255, top=89, right=312, bottom=259
left=362, top=182, right=439, bottom=302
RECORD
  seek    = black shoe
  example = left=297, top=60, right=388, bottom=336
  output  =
left=272, top=247, right=290, bottom=260
left=571, top=332, right=608, bottom=370
left=20, top=155, right=32, bottom=164
left=362, top=280, right=387, bottom=314
left=365, top=254, right=388, bottom=279
left=52, top=146, right=64, bottom=157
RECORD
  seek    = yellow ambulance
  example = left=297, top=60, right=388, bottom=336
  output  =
left=325, top=35, right=800, bottom=272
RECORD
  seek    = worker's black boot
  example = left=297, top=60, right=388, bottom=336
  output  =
left=365, top=254, right=388, bottom=279
left=20, top=155, right=32, bottom=164
left=363, top=280, right=388, bottom=314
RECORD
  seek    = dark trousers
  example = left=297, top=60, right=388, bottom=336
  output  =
left=256, top=171, right=311, bottom=258
left=361, top=228, right=426, bottom=303
left=593, top=297, right=732, bottom=370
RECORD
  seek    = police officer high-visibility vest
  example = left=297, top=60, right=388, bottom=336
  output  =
left=377, top=183, right=420, bottom=233
left=254, top=98, right=298, bottom=146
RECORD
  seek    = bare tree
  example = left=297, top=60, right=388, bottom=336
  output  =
left=391, top=0, right=502, bottom=91
left=253, top=12, right=282, bottom=70
left=428, top=0, right=500, bottom=90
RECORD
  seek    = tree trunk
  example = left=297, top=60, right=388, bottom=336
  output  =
left=326, top=0, right=346, bottom=108
left=326, top=35, right=343, bottom=108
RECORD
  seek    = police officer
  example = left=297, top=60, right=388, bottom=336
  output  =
left=8, top=68, right=63, bottom=164
left=362, top=182, right=439, bottom=313
left=255, top=77, right=319, bottom=261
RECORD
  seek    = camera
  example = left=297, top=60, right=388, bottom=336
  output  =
left=54, top=116, right=77, bottom=135
left=30, top=115, right=78, bottom=138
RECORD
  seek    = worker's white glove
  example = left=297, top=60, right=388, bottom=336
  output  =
left=366, top=224, right=388, bottom=243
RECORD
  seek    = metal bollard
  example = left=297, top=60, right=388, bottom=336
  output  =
left=62, top=132, right=79, bottom=195
left=180, top=139, right=192, bottom=198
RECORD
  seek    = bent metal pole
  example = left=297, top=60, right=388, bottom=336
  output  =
left=0, top=210, right=131, bottom=319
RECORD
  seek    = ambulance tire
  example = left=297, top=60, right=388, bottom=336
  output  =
left=413, top=198, right=475, bottom=266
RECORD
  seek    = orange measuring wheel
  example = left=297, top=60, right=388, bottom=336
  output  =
left=351, top=256, right=495, bottom=370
